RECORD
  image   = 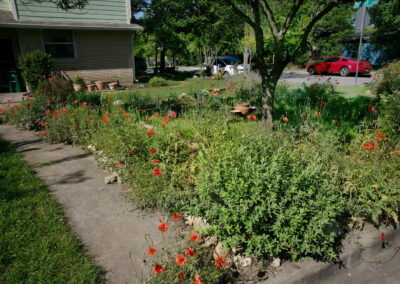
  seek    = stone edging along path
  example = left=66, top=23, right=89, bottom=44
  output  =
left=0, top=124, right=172, bottom=284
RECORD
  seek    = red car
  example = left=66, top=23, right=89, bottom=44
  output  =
left=306, top=56, right=372, bottom=76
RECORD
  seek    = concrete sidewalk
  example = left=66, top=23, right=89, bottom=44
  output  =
left=0, top=124, right=172, bottom=284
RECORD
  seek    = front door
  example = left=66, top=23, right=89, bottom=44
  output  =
left=0, top=38, right=17, bottom=92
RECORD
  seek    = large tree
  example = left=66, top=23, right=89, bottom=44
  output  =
left=225, top=0, right=353, bottom=130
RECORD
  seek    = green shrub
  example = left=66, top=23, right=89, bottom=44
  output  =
left=211, top=73, right=224, bottom=80
left=74, top=76, right=85, bottom=85
left=18, top=50, right=53, bottom=91
left=373, top=61, right=400, bottom=97
left=36, top=75, right=74, bottom=105
left=149, top=76, right=168, bottom=87
left=192, top=134, right=346, bottom=261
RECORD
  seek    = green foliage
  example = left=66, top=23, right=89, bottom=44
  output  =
left=36, top=76, right=74, bottom=105
left=193, top=134, right=346, bottom=261
left=0, top=138, right=104, bottom=283
left=18, top=50, right=53, bottom=91
left=149, top=76, right=168, bottom=87
left=74, top=76, right=85, bottom=85
left=373, top=61, right=400, bottom=97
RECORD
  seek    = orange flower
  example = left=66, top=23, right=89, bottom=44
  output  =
left=175, top=254, right=187, bottom=266
left=376, top=130, right=387, bottom=140
left=147, top=247, right=156, bottom=256
left=391, top=151, right=399, bottom=155
left=281, top=116, right=289, bottom=122
left=316, top=110, right=323, bottom=118
left=190, top=233, right=200, bottom=242
left=102, top=117, right=109, bottom=123
left=362, top=142, right=377, bottom=151
left=158, top=222, right=168, bottom=232
left=193, top=274, right=203, bottom=284
left=153, top=159, right=160, bottom=165
left=153, top=263, right=164, bottom=274
left=153, top=169, right=162, bottom=176
left=185, top=247, right=195, bottom=257
left=177, top=272, right=185, bottom=281
left=215, top=256, right=227, bottom=268
left=105, top=111, right=109, bottom=116
left=82, top=102, right=88, bottom=108
left=172, top=213, right=182, bottom=221
left=115, top=162, right=121, bottom=167
left=127, top=118, right=132, bottom=122
left=177, top=132, right=182, bottom=137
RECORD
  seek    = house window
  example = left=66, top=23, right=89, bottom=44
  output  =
left=43, top=30, right=75, bottom=59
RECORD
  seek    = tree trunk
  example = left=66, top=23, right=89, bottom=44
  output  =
left=155, top=45, right=158, bottom=75
left=160, top=46, right=166, bottom=73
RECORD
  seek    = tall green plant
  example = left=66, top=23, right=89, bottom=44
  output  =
left=18, top=50, right=53, bottom=91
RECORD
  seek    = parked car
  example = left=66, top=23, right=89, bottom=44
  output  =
left=211, top=56, right=244, bottom=75
left=306, top=56, right=372, bottom=76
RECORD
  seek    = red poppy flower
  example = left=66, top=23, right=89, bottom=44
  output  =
left=105, top=111, right=109, bottom=116
left=148, top=129, right=155, bottom=136
left=62, top=107, right=68, bottom=113
left=170, top=112, right=177, bottom=118
left=150, top=148, right=157, bottom=155
left=376, top=130, right=387, bottom=140
left=127, top=118, right=132, bottom=122
left=163, top=115, right=169, bottom=120
left=38, top=121, right=45, bottom=125
left=54, top=110, right=59, bottom=116
left=190, top=233, right=200, bottom=242
left=149, top=115, right=155, bottom=120
left=211, top=90, right=219, bottom=95
left=73, top=99, right=78, bottom=104
left=48, top=77, right=53, bottom=81
left=163, top=120, right=168, bottom=124
left=161, top=124, right=166, bottom=128
left=227, top=87, right=234, bottom=92
left=172, top=213, right=182, bottom=221
left=158, top=222, right=168, bottom=232
left=107, top=97, right=113, bottom=101
left=153, top=169, right=162, bottom=176
left=177, top=272, right=186, bottom=281
left=391, top=151, right=399, bottom=155
left=130, top=148, right=135, bottom=153
left=318, top=101, right=326, bottom=107
left=25, top=103, right=31, bottom=107
left=177, top=132, right=182, bottom=137
left=41, top=130, right=46, bottom=135
left=147, top=246, right=156, bottom=256
left=45, top=110, right=51, bottom=115
left=281, top=116, right=289, bottom=122
left=155, top=112, right=159, bottom=116
left=368, top=105, right=375, bottom=112
left=153, top=263, right=164, bottom=274
left=246, top=115, right=257, bottom=121
left=194, top=274, right=203, bottom=284
left=185, top=247, right=195, bottom=257
left=153, top=159, right=160, bottom=165
left=115, top=162, right=121, bottom=167
left=215, top=257, right=227, bottom=268
left=102, top=117, right=109, bottom=123
left=82, top=102, right=88, bottom=108
left=175, top=254, right=187, bottom=266
left=0, top=108, right=4, bottom=114
left=124, top=112, right=129, bottom=117
left=362, top=142, right=377, bottom=151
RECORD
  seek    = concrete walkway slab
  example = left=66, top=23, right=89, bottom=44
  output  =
left=0, top=124, right=171, bottom=284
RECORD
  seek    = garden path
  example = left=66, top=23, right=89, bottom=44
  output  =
left=0, top=124, right=172, bottom=284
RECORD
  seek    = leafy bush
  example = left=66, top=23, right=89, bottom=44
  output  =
left=211, top=73, right=224, bottom=80
left=373, top=61, right=400, bottom=97
left=36, top=76, right=74, bottom=105
left=74, top=76, right=85, bottom=85
left=18, top=50, right=53, bottom=91
left=149, top=76, right=168, bottom=87
left=192, top=134, right=346, bottom=261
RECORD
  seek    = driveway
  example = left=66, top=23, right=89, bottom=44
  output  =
left=279, top=69, right=373, bottom=86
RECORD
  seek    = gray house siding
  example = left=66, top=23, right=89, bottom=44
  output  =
left=15, top=0, right=129, bottom=24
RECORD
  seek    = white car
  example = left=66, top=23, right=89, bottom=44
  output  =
left=211, top=57, right=244, bottom=75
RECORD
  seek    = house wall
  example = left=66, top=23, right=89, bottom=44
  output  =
left=18, top=29, right=134, bottom=84
left=0, top=0, right=10, bottom=10
left=15, top=0, right=129, bottom=24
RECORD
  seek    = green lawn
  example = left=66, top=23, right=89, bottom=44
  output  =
left=0, top=138, right=104, bottom=283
